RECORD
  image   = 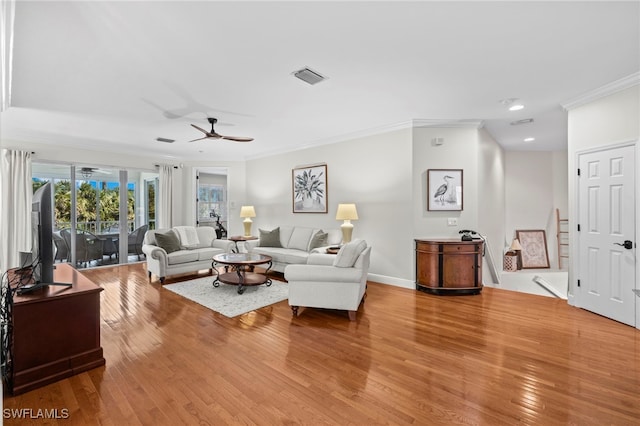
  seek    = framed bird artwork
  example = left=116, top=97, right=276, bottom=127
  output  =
left=427, top=169, right=463, bottom=211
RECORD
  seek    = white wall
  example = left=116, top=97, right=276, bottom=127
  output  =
left=412, top=126, right=506, bottom=285
left=243, top=124, right=510, bottom=288
left=478, top=128, right=506, bottom=284
left=246, top=128, right=414, bottom=287
left=566, top=85, right=640, bottom=314
left=505, top=150, right=568, bottom=269
left=412, top=126, right=480, bottom=237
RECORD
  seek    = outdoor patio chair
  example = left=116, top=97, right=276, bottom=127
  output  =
left=115, top=224, right=148, bottom=260
left=52, top=231, right=69, bottom=262
left=60, top=229, right=105, bottom=267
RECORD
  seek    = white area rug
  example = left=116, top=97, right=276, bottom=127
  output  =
left=164, top=276, right=288, bottom=318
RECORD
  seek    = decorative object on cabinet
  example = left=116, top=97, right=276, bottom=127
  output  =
left=292, top=164, right=327, bottom=213
left=240, top=205, right=256, bottom=237
left=415, top=239, right=483, bottom=295
left=335, top=203, right=358, bottom=243
left=427, top=169, right=463, bottom=211
left=515, top=230, right=550, bottom=269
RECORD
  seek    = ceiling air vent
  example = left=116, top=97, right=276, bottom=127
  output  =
left=510, top=118, right=534, bottom=126
left=292, top=67, right=327, bottom=85
left=156, top=137, right=175, bottom=143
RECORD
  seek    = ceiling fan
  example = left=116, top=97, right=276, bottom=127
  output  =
left=79, top=167, right=110, bottom=179
left=189, top=118, right=253, bottom=143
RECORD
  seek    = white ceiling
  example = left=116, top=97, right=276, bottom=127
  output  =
left=2, top=1, right=639, bottom=162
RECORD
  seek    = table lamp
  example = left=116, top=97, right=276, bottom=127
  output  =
left=509, top=238, right=523, bottom=270
left=240, top=206, right=256, bottom=237
left=336, top=203, right=358, bottom=244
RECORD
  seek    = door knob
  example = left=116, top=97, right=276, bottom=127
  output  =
left=614, top=240, right=633, bottom=250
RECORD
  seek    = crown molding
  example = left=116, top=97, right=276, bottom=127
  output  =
left=245, top=119, right=484, bottom=160
left=412, top=119, right=484, bottom=129
left=561, top=72, right=640, bottom=111
left=245, top=120, right=415, bottom=160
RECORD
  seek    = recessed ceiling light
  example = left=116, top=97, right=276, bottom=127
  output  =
left=524, top=137, right=535, bottom=142
left=499, top=98, right=518, bottom=106
left=499, top=98, right=525, bottom=111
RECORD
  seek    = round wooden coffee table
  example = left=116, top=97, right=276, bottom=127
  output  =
left=211, top=253, right=273, bottom=294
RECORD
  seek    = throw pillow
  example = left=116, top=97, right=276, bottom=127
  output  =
left=154, top=231, right=181, bottom=254
left=333, top=239, right=367, bottom=268
left=308, top=230, right=328, bottom=251
left=174, top=225, right=200, bottom=249
left=258, top=228, right=282, bottom=247
left=288, top=227, right=314, bottom=251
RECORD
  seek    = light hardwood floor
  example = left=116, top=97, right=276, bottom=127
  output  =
left=3, top=263, right=640, bottom=425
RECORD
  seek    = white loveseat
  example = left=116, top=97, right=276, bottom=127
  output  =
left=244, top=226, right=342, bottom=273
left=142, top=226, right=235, bottom=283
left=285, top=239, right=371, bottom=321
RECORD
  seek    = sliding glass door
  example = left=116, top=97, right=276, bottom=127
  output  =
left=32, top=163, right=157, bottom=269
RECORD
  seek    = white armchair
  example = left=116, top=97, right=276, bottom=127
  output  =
left=284, top=239, right=371, bottom=321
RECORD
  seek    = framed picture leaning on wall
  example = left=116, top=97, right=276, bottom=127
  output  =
left=516, top=229, right=550, bottom=269
left=292, top=164, right=327, bottom=213
left=427, top=169, right=463, bottom=211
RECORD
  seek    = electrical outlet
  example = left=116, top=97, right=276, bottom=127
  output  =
left=447, top=218, right=458, bottom=226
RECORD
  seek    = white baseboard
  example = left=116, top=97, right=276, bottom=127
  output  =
left=367, top=273, right=414, bottom=289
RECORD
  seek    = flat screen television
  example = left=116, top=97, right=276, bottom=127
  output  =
left=18, top=182, right=71, bottom=294
left=31, top=182, right=54, bottom=283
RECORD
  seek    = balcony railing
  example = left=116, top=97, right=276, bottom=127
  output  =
left=55, top=220, right=156, bottom=233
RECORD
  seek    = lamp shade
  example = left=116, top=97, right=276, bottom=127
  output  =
left=239, top=206, right=256, bottom=218
left=509, top=238, right=522, bottom=251
left=336, top=203, right=358, bottom=221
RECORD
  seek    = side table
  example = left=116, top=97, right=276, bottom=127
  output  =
left=228, top=235, right=258, bottom=253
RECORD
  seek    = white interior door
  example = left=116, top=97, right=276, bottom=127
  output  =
left=577, top=144, right=636, bottom=326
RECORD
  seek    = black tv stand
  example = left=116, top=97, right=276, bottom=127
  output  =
left=16, top=282, right=72, bottom=295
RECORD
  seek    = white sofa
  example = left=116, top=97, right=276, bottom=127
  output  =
left=142, top=226, right=235, bottom=283
left=244, top=226, right=342, bottom=273
left=285, top=239, right=371, bottom=321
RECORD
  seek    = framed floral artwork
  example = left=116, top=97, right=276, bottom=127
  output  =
left=516, top=229, right=550, bottom=269
left=427, top=169, right=463, bottom=211
left=292, top=164, right=327, bottom=213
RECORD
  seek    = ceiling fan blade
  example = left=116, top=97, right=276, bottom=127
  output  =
left=188, top=136, right=209, bottom=143
left=190, top=124, right=212, bottom=136
left=220, top=135, right=254, bottom=142
left=190, top=118, right=253, bottom=143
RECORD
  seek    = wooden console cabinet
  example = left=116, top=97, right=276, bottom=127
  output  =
left=8, top=263, right=105, bottom=394
left=415, top=239, right=483, bottom=295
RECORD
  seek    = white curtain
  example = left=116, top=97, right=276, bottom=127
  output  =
left=0, top=149, right=32, bottom=274
left=158, top=165, right=173, bottom=229
left=0, top=0, right=16, bottom=111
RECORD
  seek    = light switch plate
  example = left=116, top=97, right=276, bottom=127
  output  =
left=447, top=218, right=458, bottom=226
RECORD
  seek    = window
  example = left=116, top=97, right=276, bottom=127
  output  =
left=198, top=183, right=226, bottom=225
